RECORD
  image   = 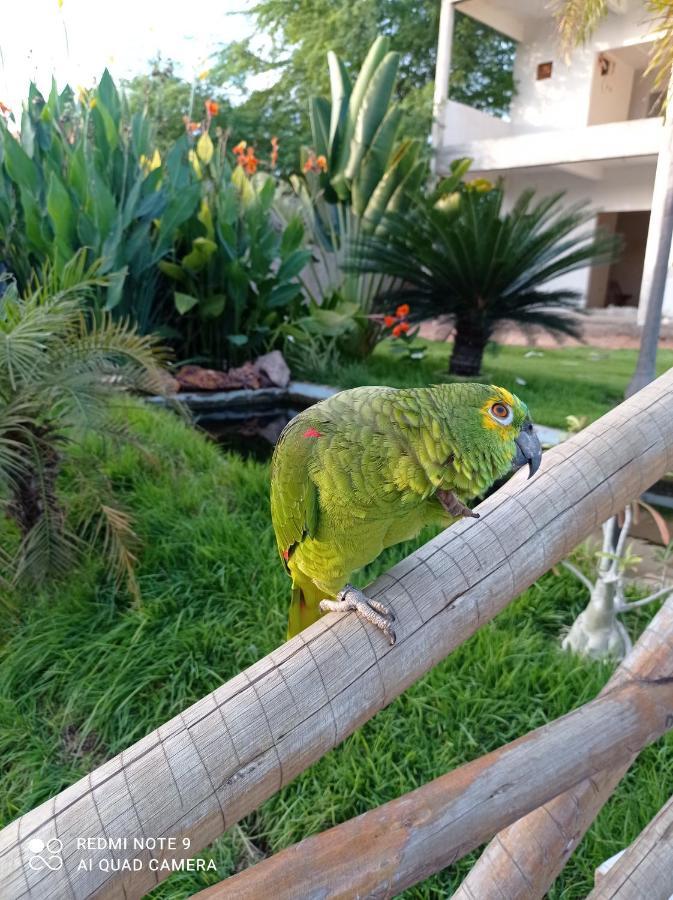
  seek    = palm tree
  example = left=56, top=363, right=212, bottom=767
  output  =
left=0, top=251, right=166, bottom=595
left=555, top=0, right=673, bottom=397
left=350, top=185, right=619, bottom=375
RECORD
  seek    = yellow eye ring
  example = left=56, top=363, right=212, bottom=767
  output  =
left=489, top=402, right=513, bottom=425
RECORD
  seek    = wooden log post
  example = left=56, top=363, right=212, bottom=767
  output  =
left=200, top=601, right=673, bottom=899
left=454, top=581, right=673, bottom=900
left=588, top=791, right=673, bottom=899
left=0, top=370, right=672, bottom=900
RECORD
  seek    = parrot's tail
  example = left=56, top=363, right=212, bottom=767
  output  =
left=287, top=579, right=333, bottom=640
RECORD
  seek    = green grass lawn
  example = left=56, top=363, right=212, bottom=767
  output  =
left=310, top=339, right=673, bottom=429
left=1, top=402, right=672, bottom=899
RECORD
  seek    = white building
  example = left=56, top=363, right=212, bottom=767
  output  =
left=432, top=0, right=671, bottom=320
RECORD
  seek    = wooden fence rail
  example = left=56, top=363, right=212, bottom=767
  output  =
left=0, top=368, right=672, bottom=899
left=589, top=790, right=673, bottom=899
left=196, top=595, right=673, bottom=899
left=454, top=568, right=673, bottom=900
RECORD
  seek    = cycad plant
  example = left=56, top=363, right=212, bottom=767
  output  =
left=350, top=184, right=620, bottom=375
left=0, top=252, right=166, bottom=596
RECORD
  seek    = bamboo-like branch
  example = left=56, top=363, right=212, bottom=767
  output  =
left=561, top=558, right=595, bottom=593
left=616, top=583, right=673, bottom=612
left=454, top=580, right=673, bottom=899
left=589, top=790, right=673, bottom=898
left=201, top=644, right=673, bottom=898
left=1, top=370, right=673, bottom=899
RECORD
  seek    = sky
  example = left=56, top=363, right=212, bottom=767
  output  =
left=0, top=0, right=256, bottom=114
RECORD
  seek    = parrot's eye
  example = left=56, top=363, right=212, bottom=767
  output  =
left=489, top=402, right=513, bottom=425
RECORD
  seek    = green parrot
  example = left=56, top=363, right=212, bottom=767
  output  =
left=270, top=382, right=541, bottom=644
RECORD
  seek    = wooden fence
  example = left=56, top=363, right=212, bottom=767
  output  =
left=0, top=367, right=672, bottom=899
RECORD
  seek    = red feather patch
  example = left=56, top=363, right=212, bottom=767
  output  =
left=282, top=549, right=290, bottom=561
left=303, top=427, right=322, bottom=438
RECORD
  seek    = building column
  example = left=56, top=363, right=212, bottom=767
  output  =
left=638, top=88, right=673, bottom=324
left=431, top=0, right=455, bottom=176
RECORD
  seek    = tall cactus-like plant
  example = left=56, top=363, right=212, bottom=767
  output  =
left=280, top=37, right=430, bottom=353
left=303, top=36, right=426, bottom=232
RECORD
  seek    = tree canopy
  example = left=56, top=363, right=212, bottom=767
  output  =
left=124, top=3, right=518, bottom=172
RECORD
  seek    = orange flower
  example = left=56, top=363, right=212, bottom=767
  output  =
left=205, top=99, right=219, bottom=117
left=395, top=303, right=410, bottom=318
left=384, top=315, right=397, bottom=328
left=392, top=323, right=403, bottom=338
left=242, top=146, right=259, bottom=174
left=398, top=321, right=410, bottom=333
left=187, top=121, right=201, bottom=134
left=303, top=150, right=327, bottom=174
left=232, top=140, right=247, bottom=155
left=270, top=135, right=279, bottom=168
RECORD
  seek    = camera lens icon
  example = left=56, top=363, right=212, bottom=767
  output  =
left=28, top=837, right=64, bottom=871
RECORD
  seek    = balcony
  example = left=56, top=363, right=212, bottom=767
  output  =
left=436, top=100, right=663, bottom=174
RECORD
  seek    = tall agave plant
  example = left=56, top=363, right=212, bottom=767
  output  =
left=306, top=36, right=426, bottom=229
left=282, top=37, right=431, bottom=353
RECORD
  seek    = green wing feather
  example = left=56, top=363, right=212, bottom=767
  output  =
left=270, top=416, right=320, bottom=569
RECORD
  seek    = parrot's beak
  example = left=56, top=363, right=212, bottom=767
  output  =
left=513, top=421, right=542, bottom=479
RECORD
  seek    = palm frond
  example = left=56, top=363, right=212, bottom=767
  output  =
left=553, top=0, right=608, bottom=59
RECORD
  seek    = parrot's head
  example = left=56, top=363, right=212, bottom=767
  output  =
left=438, top=383, right=542, bottom=488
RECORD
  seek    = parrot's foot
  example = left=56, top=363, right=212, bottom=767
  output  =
left=436, top=489, right=480, bottom=519
left=320, top=585, right=396, bottom=645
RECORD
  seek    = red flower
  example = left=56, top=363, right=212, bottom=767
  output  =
left=270, top=135, right=279, bottom=168
left=396, top=303, right=410, bottom=318
left=205, top=99, right=219, bottom=117
left=398, top=321, right=410, bottom=333
left=384, top=315, right=397, bottom=328
left=232, top=140, right=247, bottom=155
left=392, top=323, right=403, bottom=338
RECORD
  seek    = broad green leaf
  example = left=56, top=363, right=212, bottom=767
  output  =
left=3, top=134, right=39, bottom=193
left=158, top=261, right=187, bottom=283
left=268, top=282, right=302, bottom=308
left=97, top=69, right=121, bottom=124
left=174, top=291, right=199, bottom=314
left=351, top=107, right=402, bottom=216
left=327, top=51, right=351, bottom=161
left=345, top=52, right=399, bottom=182
left=154, top=183, right=201, bottom=258
left=333, top=36, right=389, bottom=181
left=280, top=216, right=305, bottom=255
left=309, top=97, right=331, bottom=159
left=105, top=266, right=128, bottom=310
left=92, top=100, right=119, bottom=155
left=200, top=294, right=226, bottom=318
left=47, top=172, right=76, bottom=260
left=277, top=249, right=310, bottom=282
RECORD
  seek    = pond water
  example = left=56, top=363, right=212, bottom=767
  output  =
left=197, top=407, right=300, bottom=460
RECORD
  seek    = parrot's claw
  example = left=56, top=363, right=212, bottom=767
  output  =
left=320, top=585, right=396, bottom=645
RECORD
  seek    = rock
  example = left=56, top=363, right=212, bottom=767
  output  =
left=255, top=350, right=291, bottom=389
left=175, top=365, right=233, bottom=391
left=225, top=361, right=267, bottom=390
left=175, top=353, right=290, bottom=392
left=153, top=369, right=181, bottom=395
